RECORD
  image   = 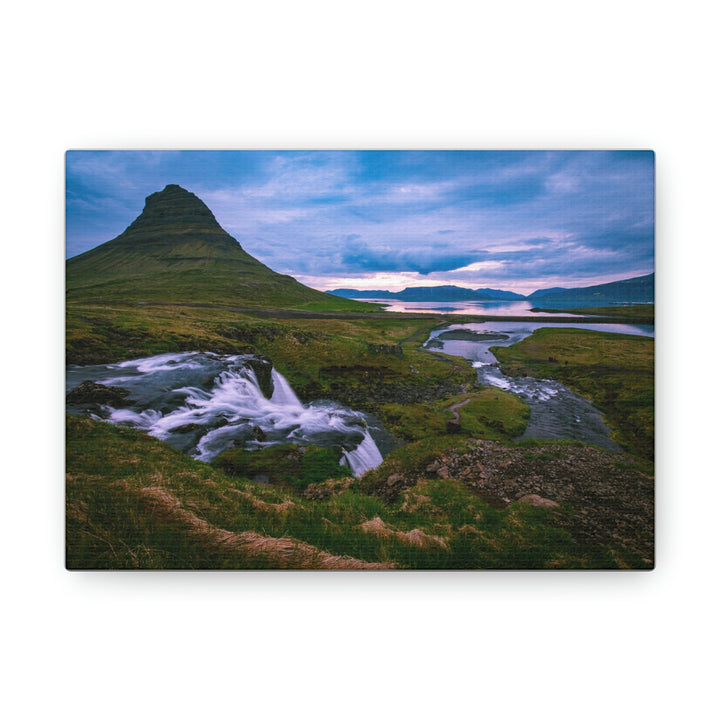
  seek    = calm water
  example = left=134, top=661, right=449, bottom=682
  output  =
left=363, top=299, right=582, bottom=316
left=363, top=298, right=652, bottom=316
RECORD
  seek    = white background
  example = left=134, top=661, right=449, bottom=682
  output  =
left=2, top=1, right=716, bottom=718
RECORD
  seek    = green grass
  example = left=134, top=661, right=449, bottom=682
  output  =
left=377, top=388, right=530, bottom=443
left=66, top=415, right=633, bottom=569
left=66, top=303, right=476, bottom=413
left=533, top=304, right=654, bottom=322
left=65, top=301, right=653, bottom=570
left=492, top=327, right=654, bottom=459
left=212, top=444, right=346, bottom=491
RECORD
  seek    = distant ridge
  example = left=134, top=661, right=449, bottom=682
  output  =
left=526, top=287, right=570, bottom=299
left=530, top=273, right=654, bottom=306
left=329, top=285, right=526, bottom=301
left=66, top=185, right=366, bottom=310
left=330, top=274, right=654, bottom=307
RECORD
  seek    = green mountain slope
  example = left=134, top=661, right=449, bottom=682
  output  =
left=66, top=184, right=368, bottom=310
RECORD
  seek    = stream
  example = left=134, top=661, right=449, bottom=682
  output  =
left=66, top=352, right=386, bottom=477
left=66, top=322, right=653, bottom=476
left=425, top=321, right=654, bottom=451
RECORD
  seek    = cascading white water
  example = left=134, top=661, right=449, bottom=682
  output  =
left=270, top=368, right=303, bottom=408
left=340, top=431, right=385, bottom=477
left=66, top=351, right=385, bottom=477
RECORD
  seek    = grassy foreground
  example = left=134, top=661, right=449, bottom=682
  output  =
left=66, top=303, right=654, bottom=569
left=67, top=416, right=648, bottom=569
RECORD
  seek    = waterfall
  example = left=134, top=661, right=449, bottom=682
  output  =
left=270, top=368, right=303, bottom=408
left=67, top=352, right=386, bottom=477
left=341, top=430, right=384, bottom=477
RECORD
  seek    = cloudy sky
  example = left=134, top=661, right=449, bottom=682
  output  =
left=66, top=150, right=654, bottom=295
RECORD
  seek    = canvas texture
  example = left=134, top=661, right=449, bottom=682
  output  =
left=65, top=150, right=654, bottom=570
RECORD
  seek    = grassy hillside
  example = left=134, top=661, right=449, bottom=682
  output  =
left=65, top=306, right=655, bottom=569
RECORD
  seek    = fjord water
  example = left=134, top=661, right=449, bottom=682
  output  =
left=427, top=321, right=654, bottom=450
left=362, top=298, right=653, bottom=316
left=361, top=298, right=603, bottom=316
left=66, top=352, right=384, bottom=477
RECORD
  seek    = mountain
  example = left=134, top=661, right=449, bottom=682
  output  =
left=473, top=288, right=526, bottom=300
left=526, top=287, right=570, bottom=299
left=66, top=184, right=365, bottom=310
left=530, top=273, right=654, bottom=307
left=398, top=285, right=486, bottom=301
left=329, top=288, right=396, bottom=299
left=328, top=285, right=527, bottom=301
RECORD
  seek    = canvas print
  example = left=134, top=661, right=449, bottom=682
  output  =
left=65, top=150, right=654, bottom=570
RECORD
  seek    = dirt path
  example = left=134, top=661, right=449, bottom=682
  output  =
left=447, top=398, right=471, bottom=423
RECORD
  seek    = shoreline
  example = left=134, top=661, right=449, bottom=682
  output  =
left=118, top=301, right=655, bottom=325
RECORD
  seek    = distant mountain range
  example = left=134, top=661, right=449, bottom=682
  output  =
left=329, top=285, right=526, bottom=302
left=526, top=287, right=570, bottom=299
left=329, top=273, right=654, bottom=307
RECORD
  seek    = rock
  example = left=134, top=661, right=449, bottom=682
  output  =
left=517, top=494, right=560, bottom=509
left=66, top=380, right=132, bottom=406
left=170, top=423, right=204, bottom=434
left=426, top=460, right=442, bottom=474
left=251, top=425, right=267, bottom=442
left=387, top=473, right=403, bottom=487
left=437, top=466, right=451, bottom=479
left=245, top=356, right=274, bottom=399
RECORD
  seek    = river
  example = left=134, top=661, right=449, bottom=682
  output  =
left=66, top=352, right=385, bottom=477
left=66, top=322, right=653, bottom=476
left=425, top=321, right=654, bottom=450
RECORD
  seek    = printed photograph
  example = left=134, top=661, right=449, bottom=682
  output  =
left=65, top=150, right=654, bottom=570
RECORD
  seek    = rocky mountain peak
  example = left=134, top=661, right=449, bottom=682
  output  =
left=128, top=184, right=222, bottom=232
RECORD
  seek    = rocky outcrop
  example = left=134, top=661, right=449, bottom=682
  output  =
left=245, top=356, right=274, bottom=399
left=517, top=494, right=560, bottom=509
left=373, top=439, right=654, bottom=563
left=66, top=380, right=132, bottom=406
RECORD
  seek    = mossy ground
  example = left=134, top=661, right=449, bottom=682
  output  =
left=65, top=303, right=654, bottom=569
left=66, top=416, right=627, bottom=570
left=492, top=327, right=654, bottom=459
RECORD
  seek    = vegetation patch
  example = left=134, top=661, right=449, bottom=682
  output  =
left=493, top=327, right=654, bottom=459
left=212, top=444, right=347, bottom=491
left=66, top=415, right=647, bottom=569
